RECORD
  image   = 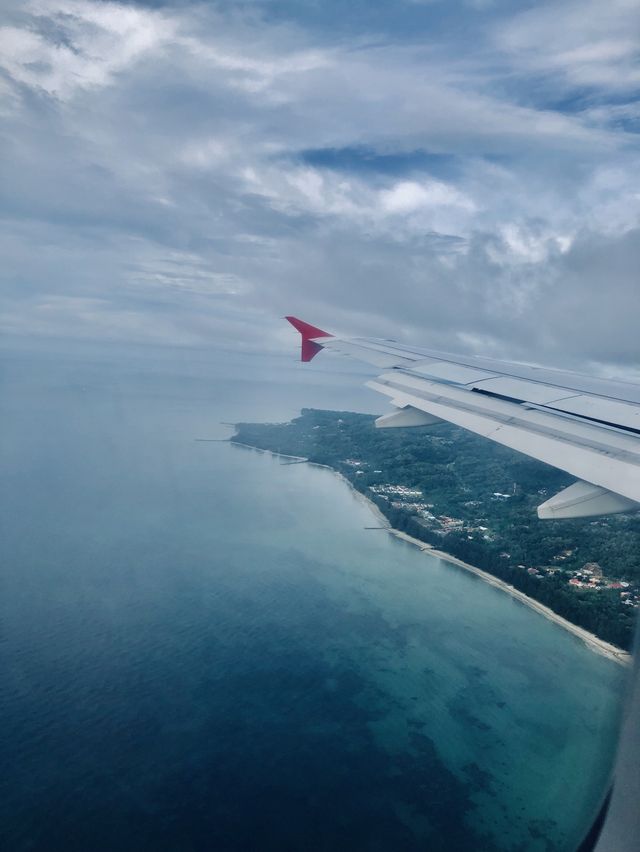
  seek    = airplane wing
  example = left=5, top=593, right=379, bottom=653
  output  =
left=285, top=316, right=640, bottom=520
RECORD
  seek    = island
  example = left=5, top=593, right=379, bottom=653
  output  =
left=232, top=409, right=640, bottom=654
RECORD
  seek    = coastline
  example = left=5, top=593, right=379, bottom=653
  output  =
left=388, top=528, right=630, bottom=666
left=231, top=440, right=307, bottom=462
left=231, top=440, right=631, bottom=666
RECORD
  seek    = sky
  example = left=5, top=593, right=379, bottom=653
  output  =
left=1, top=0, right=639, bottom=371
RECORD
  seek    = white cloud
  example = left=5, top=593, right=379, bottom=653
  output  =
left=238, top=165, right=478, bottom=239
left=0, top=0, right=638, bottom=366
left=178, top=33, right=331, bottom=96
left=380, top=180, right=475, bottom=214
left=126, top=249, right=251, bottom=297
left=487, top=224, right=570, bottom=266
left=0, top=0, right=173, bottom=99
left=496, top=0, right=640, bottom=91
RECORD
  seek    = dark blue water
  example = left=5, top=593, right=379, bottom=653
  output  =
left=0, top=341, right=626, bottom=851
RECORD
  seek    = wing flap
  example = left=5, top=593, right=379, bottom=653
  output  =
left=469, top=376, right=580, bottom=405
left=537, top=481, right=639, bottom=519
left=547, top=395, right=640, bottom=432
left=411, top=362, right=499, bottom=384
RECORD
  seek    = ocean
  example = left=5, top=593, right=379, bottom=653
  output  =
left=0, top=340, right=627, bottom=851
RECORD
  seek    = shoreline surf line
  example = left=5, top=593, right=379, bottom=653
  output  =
left=230, top=440, right=631, bottom=666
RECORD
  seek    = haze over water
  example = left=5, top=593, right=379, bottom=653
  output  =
left=0, top=341, right=627, bottom=851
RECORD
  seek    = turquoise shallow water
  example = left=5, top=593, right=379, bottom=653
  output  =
left=0, top=341, right=627, bottom=851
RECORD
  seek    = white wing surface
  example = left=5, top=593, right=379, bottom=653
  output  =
left=285, top=317, right=640, bottom=520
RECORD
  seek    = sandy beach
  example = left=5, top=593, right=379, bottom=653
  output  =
left=232, top=441, right=631, bottom=666
left=387, top=528, right=630, bottom=665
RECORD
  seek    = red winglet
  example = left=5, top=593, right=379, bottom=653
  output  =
left=285, top=316, right=333, bottom=362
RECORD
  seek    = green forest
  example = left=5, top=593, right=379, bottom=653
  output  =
left=233, top=409, right=640, bottom=651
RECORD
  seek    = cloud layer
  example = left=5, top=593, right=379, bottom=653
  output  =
left=1, top=0, right=639, bottom=369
